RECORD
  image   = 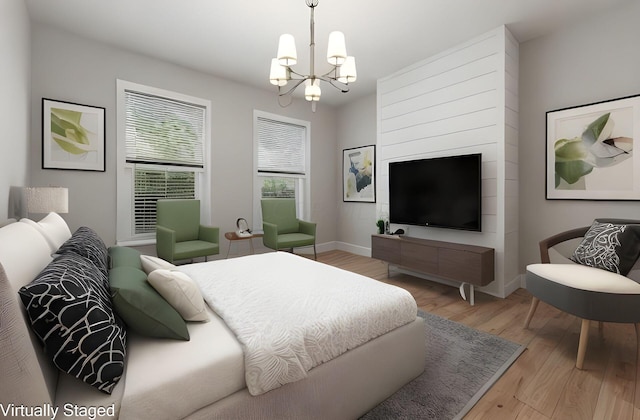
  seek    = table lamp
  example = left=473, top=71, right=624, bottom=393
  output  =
left=24, top=187, right=69, bottom=215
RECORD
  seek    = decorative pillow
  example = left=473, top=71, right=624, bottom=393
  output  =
left=109, top=246, right=143, bottom=269
left=57, top=226, right=109, bottom=275
left=20, top=212, right=72, bottom=252
left=140, top=254, right=176, bottom=274
left=147, top=269, right=209, bottom=322
left=109, top=266, right=190, bottom=340
left=18, top=253, right=127, bottom=394
left=571, top=220, right=640, bottom=276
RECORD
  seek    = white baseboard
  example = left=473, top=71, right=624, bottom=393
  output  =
left=501, top=274, right=524, bottom=298
left=281, top=241, right=341, bottom=256
left=334, top=241, right=371, bottom=257
left=293, top=241, right=371, bottom=257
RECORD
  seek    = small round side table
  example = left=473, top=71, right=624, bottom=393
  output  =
left=224, top=232, right=264, bottom=258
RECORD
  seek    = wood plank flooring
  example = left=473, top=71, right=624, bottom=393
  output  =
left=316, top=250, right=640, bottom=420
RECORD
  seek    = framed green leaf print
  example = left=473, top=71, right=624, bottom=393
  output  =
left=546, top=94, right=639, bottom=200
left=42, top=98, right=106, bottom=171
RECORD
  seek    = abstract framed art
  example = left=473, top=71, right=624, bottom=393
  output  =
left=343, top=145, right=375, bottom=202
left=546, top=94, right=640, bottom=200
left=42, top=98, right=106, bottom=171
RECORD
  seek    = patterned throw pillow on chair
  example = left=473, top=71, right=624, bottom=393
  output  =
left=571, top=220, right=640, bottom=276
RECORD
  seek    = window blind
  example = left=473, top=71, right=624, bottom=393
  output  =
left=133, top=167, right=195, bottom=234
left=125, top=91, right=205, bottom=169
left=257, top=117, right=306, bottom=175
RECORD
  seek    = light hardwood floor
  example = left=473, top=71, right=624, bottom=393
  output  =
left=316, top=250, right=640, bottom=420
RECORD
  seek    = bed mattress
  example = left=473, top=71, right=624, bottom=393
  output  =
left=179, top=251, right=418, bottom=396
left=117, top=307, right=245, bottom=420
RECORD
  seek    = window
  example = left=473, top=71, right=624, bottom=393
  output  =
left=116, top=80, right=211, bottom=244
left=253, top=110, right=310, bottom=231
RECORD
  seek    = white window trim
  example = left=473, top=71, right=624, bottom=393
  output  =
left=116, top=79, right=212, bottom=245
left=253, top=110, right=311, bottom=233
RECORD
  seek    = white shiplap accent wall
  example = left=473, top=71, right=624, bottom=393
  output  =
left=503, top=28, right=520, bottom=298
left=377, top=26, right=519, bottom=298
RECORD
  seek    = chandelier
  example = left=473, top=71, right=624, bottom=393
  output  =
left=269, top=0, right=357, bottom=111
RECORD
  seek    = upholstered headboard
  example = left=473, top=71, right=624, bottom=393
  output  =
left=0, top=218, right=17, bottom=228
left=0, top=213, right=71, bottom=408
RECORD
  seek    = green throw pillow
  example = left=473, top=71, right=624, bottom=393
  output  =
left=109, top=246, right=143, bottom=269
left=109, top=266, right=189, bottom=340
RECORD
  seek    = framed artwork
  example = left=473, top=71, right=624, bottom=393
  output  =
left=42, top=98, right=106, bottom=171
left=343, top=145, right=375, bottom=202
left=546, top=94, right=640, bottom=200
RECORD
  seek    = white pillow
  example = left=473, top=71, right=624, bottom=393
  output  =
left=20, top=212, right=72, bottom=252
left=147, top=269, right=209, bottom=322
left=140, top=255, right=176, bottom=274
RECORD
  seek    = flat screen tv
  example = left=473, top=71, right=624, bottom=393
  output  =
left=389, top=153, right=482, bottom=232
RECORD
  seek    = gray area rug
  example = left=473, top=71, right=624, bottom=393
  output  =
left=361, top=310, right=525, bottom=420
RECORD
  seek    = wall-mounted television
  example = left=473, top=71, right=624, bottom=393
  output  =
left=389, top=153, right=482, bottom=232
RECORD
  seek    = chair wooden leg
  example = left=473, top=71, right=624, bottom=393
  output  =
left=635, top=323, right=640, bottom=415
left=313, top=244, right=317, bottom=260
left=576, top=319, right=590, bottom=369
left=635, top=324, right=640, bottom=369
left=523, top=296, right=540, bottom=328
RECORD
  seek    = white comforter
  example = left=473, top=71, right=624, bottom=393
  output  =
left=179, top=252, right=417, bottom=396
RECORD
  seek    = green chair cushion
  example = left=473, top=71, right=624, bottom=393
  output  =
left=276, top=233, right=315, bottom=249
left=173, top=240, right=220, bottom=261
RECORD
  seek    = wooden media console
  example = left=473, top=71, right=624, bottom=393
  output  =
left=371, top=234, right=495, bottom=305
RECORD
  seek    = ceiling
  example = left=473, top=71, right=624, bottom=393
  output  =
left=25, top=0, right=633, bottom=107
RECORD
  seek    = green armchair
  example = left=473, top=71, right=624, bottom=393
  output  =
left=156, top=199, right=219, bottom=263
left=261, top=198, right=317, bottom=259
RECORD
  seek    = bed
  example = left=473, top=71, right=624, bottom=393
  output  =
left=0, top=213, right=426, bottom=420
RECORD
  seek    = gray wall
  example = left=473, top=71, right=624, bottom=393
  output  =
left=519, top=0, right=640, bottom=270
left=336, top=93, right=378, bottom=255
left=0, top=0, right=30, bottom=221
left=30, top=23, right=339, bottom=250
left=7, top=1, right=640, bottom=282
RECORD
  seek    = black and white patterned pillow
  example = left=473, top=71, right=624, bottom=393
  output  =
left=571, top=220, right=640, bottom=276
left=19, top=253, right=127, bottom=394
left=57, top=226, right=109, bottom=275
